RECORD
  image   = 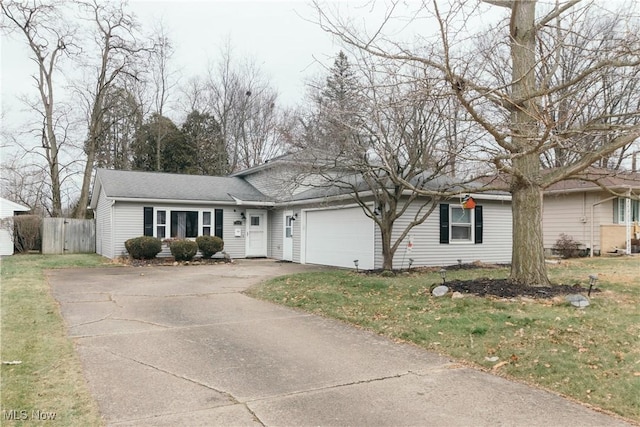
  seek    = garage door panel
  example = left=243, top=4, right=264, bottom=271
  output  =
left=305, top=207, right=374, bottom=270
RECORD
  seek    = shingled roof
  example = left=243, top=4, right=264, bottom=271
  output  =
left=92, top=169, right=271, bottom=205
left=545, top=169, right=640, bottom=193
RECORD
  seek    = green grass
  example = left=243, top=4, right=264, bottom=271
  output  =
left=1, top=254, right=111, bottom=426
left=247, top=257, right=640, bottom=422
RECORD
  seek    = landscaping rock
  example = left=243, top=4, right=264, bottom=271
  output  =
left=432, top=285, right=449, bottom=297
left=566, top=294, right=590, bottom=308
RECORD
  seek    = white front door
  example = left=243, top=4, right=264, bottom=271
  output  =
left=283, top=211, right=294, bottom=261
left=246, top=209, right=268, bottom=257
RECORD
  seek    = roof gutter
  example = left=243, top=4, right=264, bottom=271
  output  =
left=229, top=195, right=276, bottom=207
left=282, top=189, right=511, bottom=206
left=545, top=185, right=640, bottom=195
left=108, top=197, right=272, bottom=207
left=106, top=190, right=509, bottom=209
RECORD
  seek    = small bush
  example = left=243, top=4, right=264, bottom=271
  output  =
left=196, top=235, right=224, bottom=258
left=553, top=233, right=581, bottom=259
left=124, top=236, right=162, bottom=259
left=170, top=239, right=198, bottom=261
left=7, top=215, right=42, bottom=253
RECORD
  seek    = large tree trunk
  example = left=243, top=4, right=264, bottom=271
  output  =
left=44, top=99, right=63, bottom=218
left=508, top=0, right=550, bottom=285
left=379, top=221, right=395, bottom=271
left=74, top=136, right=97, bottom=219
left=510, top=166, right=549, bottom=285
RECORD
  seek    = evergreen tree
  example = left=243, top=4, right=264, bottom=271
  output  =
left=317, top=51, right=365, bottom=155
left=132, top=114, right=191, bottom=173
left=181, top=110, right=229, bottom=175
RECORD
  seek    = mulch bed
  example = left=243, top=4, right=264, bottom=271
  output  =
left=118, top=257, right=228, bottom=267
left=443, top=278, right=597, bottom=299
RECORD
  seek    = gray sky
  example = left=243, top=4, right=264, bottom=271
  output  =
left=127, top=0, right=341, bottom=105
left=0, top=1, right=345, bottom=129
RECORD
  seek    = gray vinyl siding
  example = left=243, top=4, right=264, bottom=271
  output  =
left=543, top=191, right=611, bottom=252
left=374, top=199, right=512, bottom=269
left=243, top=167, right=300, bottom=200
left=95, top=187, right=114, bottom=258
left=270, top=207, right=302, bottom=262
left=220, top=208, right=246, bottom=259
left=292, top=209, right=302, bottom=263
left=108, top=202, right=261, bottom=259
left=112, top=202, right=144, bottom=258
left=243, top=168, right=334, bottom=200
left=269, top=209, right=284, bottom=260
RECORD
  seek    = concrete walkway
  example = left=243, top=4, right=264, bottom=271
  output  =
left=48, top=259, right=632, bottom=426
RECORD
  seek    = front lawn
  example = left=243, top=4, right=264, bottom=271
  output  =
left=247, top=257, right=640, bottom=422
left=1, top=254, right=111, bottom=426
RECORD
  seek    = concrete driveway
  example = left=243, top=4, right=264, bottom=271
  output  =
left=48, top=259, right=632, bottom=427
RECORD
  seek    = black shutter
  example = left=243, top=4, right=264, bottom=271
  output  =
left=439, top=204, right=449, bottom=244
left=474, top=205, right=483, bottom=244
left=143, top=207, right=153, bottom=236
left=214, top=209, right=223, bottom=238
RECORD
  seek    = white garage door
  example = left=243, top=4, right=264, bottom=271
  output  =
left=304, top=207, right=375, bottom=270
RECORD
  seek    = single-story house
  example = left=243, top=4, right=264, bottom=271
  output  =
left=0, top=197, right=30, bottom=256
left=90, top=159, right=513, bottom=269
left=543, top=170, right=640, bottom=255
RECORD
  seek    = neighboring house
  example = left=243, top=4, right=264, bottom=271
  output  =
left=0, top=197, right=30, bottom=256
left=543, top=170, right=640, bottom=255
left=91, top=162, right=513, bottom=269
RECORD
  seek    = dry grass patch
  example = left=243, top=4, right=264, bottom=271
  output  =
left=1, top=254, right=111, bottom=426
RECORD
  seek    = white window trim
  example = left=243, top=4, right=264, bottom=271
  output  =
left=151, top=208, right=217, bottom=239
left=450, top=205, right=475, bottom=244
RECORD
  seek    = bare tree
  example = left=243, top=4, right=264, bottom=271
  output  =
left=313, top=0, right=640, bottom=285
left=73, top=0, right=147, bottom=218
left=300, top=55, right=463, bottom=270
left=92, top=85, right=143, bottom=170
left=146, top=21, right=179, bottom=171
left=1, top=1, right=78, bottom=217
left=201, top=43, right=286, bottom=172
left=0, top=153, right=50, bottom=216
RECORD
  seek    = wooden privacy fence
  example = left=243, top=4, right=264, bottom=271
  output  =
left=42, top=218, right=96, bottom=254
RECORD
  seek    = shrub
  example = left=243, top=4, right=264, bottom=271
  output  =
left=196, top=235, right=224, bottom=258
left=170, top=239, right=198, bottom=261
left=124, top=236, right=162, bottom=259
left=553, top=233, right=580, bottom=259
left=7, top=215, right=42, bottom=253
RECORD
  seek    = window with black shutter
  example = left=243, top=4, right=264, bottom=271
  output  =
left=143, top=207, right=153, bottom=236
left=439, top=204, right=449, bottom=244
left=214, top=209, right=223, bottom=238
left=474, top=206, right=483, bottom=244
left=440, top=203, right=483, bottom=244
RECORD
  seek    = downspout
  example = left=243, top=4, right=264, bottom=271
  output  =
left=625, top=187, right=632, bottom=255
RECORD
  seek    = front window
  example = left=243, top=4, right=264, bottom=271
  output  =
left=202, top=211, right=211, bottom=236
left=285, top=215, right=293, bottom=238
left=171, top=211, right=198, bottom=238
left=157, top=210, right=166, bottom=238
left=614, top=198, right=640, bottom=223
left=451, top=206, right=472, bottom=242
